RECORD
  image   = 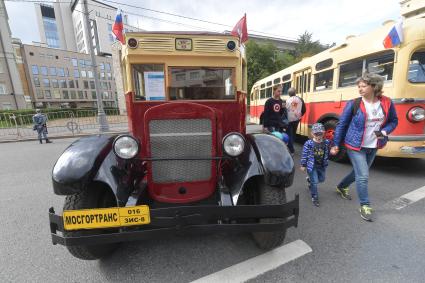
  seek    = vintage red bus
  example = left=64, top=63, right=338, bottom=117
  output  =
left=48, top=31, right=298, bottom=260
left=250, top=17, right=425, bottom=160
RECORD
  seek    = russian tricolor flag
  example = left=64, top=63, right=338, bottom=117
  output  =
left=112, top=10, right=125, bottom=45
left=383, top=21, right=403, bottom=49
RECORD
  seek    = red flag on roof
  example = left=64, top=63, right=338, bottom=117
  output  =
left=231, top=14, right=248, bottom=44
left=112, top=10, right=125, bottom=44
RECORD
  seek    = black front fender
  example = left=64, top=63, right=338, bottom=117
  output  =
left=224, top=133, right=294, bottom=204
left=52, top=135, right=117, bottom=195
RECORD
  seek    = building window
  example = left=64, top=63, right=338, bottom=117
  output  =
left=49, top=67, right=56, bottom=76
left=36, top=88, right=43, bottom=99
left=57, top=67, right=65, bottom=77
left=88, top=71, right=93, bottom=78
left=100, top=63, right=104, bottom=70
left=0, top=83, right=6, bottom=95
left=105, top=63, right=111, bottom=71
left=31, top=65, right=39, bottom=75
left=52, top=79, right=59, bottom=88
left=74, top=69, right=80, bottom=78
left=85, top=60, right=91, bottom=66
left=109, top=34, right=114, bottom=43
left=43, top=78, right=50, bottom=87
left=78, top=91, right=84, bottom=99
left=34, top=77, right=40, bottom=87
left=59, top=79, right=67, bottom=88
left=42, top=9, right=60, bottom=49
left=81, top=70, right=87, bottom=77
left=29, top=52, right=34, bottom=56
left=79, top=59, right=85, bottom=68
left=90, top=81, right=95, bottom=89
left=83, top=80, right=89, bottom=89
left=70, top=90, right=77, bottom=99
left=41, top=66, right=48, bottom=76
left=91, top=91, right=97, bottom=99
left=53, top=89, right=61, bottom=99
left=63, top=90, right=69, bottom=99
left=68, top=80, right=75, bottom=88
left=71, top=58, right=78, bottom=67
left=107, top=73, right=112, bottom=80
left=44, top=89, right=52, bottom=99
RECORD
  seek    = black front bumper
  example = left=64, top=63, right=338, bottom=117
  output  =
left=49, top=195, right=299, bottom=246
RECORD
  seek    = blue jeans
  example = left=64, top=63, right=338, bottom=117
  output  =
left=337, top=148, right=377, bottom=205
left=308, top=166, right=326, bottom=200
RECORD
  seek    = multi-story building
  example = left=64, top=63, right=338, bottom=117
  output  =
left=400, top=0, right=425, bottom=19
left=35, top=0, right=140, bottom=55
left=0, top=0, right=27, bottom=110
left=22, top=44, right=117, bottom=109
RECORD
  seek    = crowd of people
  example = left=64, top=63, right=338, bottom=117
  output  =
left=262, top=72, right=399, bottom=222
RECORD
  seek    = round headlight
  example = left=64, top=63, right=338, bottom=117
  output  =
left=113, top=135, right=139, bottom=159
left=407, top=106, right=425, bottom=122
left=127, top=38, right=138, bottom=49
left=227, top=40, right=236, bottom=51
left=223, top=133, right=245, bottom=157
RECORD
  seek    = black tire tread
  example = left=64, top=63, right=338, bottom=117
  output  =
left=63, top=186, right=118, bottom=260
left=252, top=181, right=287, bottom=250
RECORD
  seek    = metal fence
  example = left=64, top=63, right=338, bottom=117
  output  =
left=0, top=109, right=128, bottom=142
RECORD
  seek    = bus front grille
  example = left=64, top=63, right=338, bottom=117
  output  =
left=149, top=119, right=212, bottom=183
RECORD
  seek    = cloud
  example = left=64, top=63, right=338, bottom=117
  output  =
left=5, top=0, right=400, bottom=46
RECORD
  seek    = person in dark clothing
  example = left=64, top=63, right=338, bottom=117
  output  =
left=32, top=109, right=52, bottom=144
left=262, top=85, right=288, bottom=133
left=286, top=87, right=306, bottom=154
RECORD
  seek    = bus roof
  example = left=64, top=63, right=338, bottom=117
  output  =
left=252, top=17, right=425, bottom=89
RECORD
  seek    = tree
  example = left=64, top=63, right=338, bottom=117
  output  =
left=294, top=31, right=326, bottom=61
left=246, top=41, right=295, bottom=98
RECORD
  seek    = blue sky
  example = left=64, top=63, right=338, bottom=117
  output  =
left=5, top=0, right=400, bottom=45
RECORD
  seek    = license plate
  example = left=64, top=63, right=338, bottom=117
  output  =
left=63, top=205, right=150, bottom=231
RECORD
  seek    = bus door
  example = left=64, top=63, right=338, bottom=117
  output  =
left=294, top=68, right=311, bottom=135
left=251, top=87, right=259, bottom=123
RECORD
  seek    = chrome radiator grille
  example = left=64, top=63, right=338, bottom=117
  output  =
left=149, top=119, right=212, bottom=183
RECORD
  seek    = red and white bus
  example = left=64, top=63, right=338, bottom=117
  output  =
left=249, top=17, right=425, bottom=160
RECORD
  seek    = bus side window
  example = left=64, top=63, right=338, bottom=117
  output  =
left=314, top=69, right=334, bottom=91
left=266, top=87, right=272, bottom=98
left=338, top=60, right=363, bottom=87
left=366, top=51, right=394, bottom=81
left=260, top=89, right=266, bottom=99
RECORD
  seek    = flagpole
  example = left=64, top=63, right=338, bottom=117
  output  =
left=83, top=0, right=109, bottom=132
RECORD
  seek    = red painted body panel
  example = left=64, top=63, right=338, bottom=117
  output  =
left=125, top=91, right=247, bottom=203
left=250, top=101, right=425, bottom=136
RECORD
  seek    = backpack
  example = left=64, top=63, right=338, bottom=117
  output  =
left=351, top=97, right=362, bottom=118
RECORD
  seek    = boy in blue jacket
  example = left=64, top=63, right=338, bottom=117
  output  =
left=300, top=123, right=331, bottom=206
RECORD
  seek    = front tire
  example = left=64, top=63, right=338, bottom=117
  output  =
left=63, top=183, right=119, bottom=260
left=251, top=180, right=287, bottom=250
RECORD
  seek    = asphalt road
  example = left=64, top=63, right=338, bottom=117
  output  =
left=0, top=130, right=424, bottom=283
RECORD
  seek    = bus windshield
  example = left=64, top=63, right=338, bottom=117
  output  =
left=168, top=67, right=235, bottom=100
left=408, top=51, right=425, bottom=83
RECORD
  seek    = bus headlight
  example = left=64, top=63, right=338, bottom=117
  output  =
left=407, top=106, right=425, bottom=122
left=113, top=135, right=139, bottom=159
left=223, top=133, right=245, bottom=157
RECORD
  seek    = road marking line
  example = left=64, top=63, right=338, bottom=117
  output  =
left=191, top=240, right=312, bottom=283
left=392, top=185, right=425, bottom=210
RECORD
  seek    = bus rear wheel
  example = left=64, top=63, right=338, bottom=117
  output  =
left=323, top=119, right=347, bottom=162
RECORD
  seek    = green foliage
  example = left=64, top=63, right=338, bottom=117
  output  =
left=246, top=41, right=296, bottom=100
left=246, top=31, right=327, bottom=104
left=294, top=31, right=326, bottom=61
